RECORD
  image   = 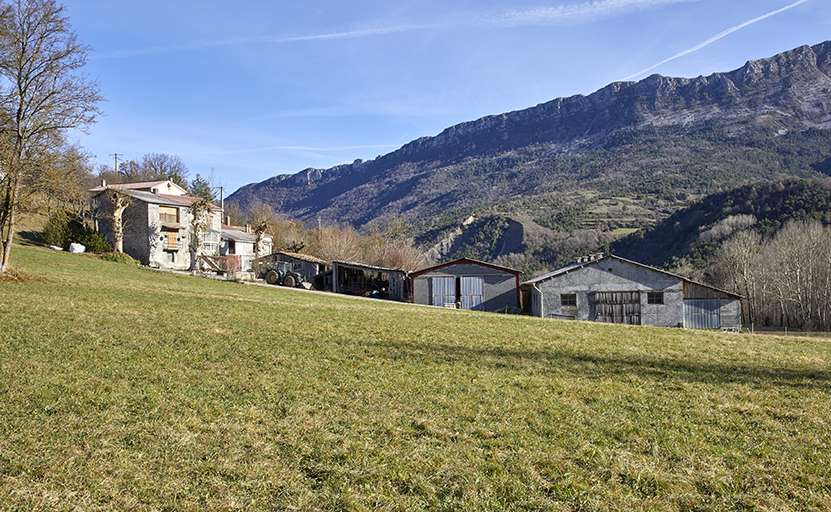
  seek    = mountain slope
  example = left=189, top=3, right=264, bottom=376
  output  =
left=228, top=41, right=831, bottom=275
left=611, top=177, right=831, bottom=270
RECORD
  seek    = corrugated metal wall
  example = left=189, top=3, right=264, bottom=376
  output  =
left=460, top=276, right=484, bottom=311
left=683, top=299, right=721, bottom=329
left=432, top=277, right=456, bottom=307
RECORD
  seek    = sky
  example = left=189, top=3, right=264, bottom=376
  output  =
left=60, top=0, right=828, bottom=194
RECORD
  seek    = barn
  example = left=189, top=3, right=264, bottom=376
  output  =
left=522, top=254, right=742, bottom=329
left=410, top=258, right=521, bottom=312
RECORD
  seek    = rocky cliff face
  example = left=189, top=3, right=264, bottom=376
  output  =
left=228, top=41, right=831, bottom=226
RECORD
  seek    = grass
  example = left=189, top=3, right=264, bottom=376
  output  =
left=1, top=244, right=830, bottom=511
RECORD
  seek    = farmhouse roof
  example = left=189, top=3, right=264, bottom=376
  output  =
left=273, top=251, right=329, bottom=266
left=88, top=180, right=188, bottom=195
left=220, top=227, right=258, bottom=243
left=333, top=260, right=408, bottom=274
left=91, top=187, right=220, bottom=211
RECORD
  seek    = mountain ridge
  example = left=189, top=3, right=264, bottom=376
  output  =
left=228, top=40, right=831, bottom=269
left=234, top=40, right=831, bottom=194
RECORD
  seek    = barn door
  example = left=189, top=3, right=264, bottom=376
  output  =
left=594, top=291, right=641, bottom=325
left=432, top=277, right=456, bottom=307
left=460, top=276, right=484, bottom=311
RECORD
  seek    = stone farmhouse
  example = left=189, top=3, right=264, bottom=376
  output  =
left=89, top=180, right=222, bottom=271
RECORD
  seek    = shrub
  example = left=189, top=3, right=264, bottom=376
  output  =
left=41, top=210, right=71, bottom=247
left=100, top=252, right=139, bottom=266
left=72, top=228, right=112, bottom=254
left=41, top=211, right=112, bottom=254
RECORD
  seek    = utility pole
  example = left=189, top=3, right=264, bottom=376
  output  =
left=109, top=153, right=122, bottom=174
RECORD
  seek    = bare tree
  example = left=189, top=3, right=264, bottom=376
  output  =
left=140, top=153, right=189, bottom=188
left=35, top=143, right=93, bottom=215
left=105, top=189, right=131, bottom=253
left=272, top=217, right=309, bottom=254
left=188, top=197, right=211, bottom=271
left=364, top=216, right=424, bottom=270
left=716, top=229, right=762, bottom=327
left=247, top=202, right=278, bottom=257
left=310, top=224, right=363, bottom=263
left=0, top=0, right=102, bottom=273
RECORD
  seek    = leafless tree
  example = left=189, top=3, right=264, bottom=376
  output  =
left=716, top=229, right=762, bottom=326
left=246, top=202, right=278, bottom=257
left=0, top=0, right=103, bottom=273
left=105, top=189, right=130, bottom=253
left=364, top=216, right=424, bottom=270
left=717, top=220, right=831, bottom=331
left=310, top=224, right=363, bottom=263
left=139, top=153, right=189, bottom=188
left=188, top=198, right=211, bottom=271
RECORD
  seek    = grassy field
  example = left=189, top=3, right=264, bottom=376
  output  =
left=1, top=245, right=830, bottom=511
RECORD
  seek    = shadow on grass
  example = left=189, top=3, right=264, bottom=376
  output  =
left=14, top=230, right=41, bottom=247
left=366, top=338, right=831, bottom=389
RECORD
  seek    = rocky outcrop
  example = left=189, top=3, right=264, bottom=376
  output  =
left=228, top=41, right=831, bottom=224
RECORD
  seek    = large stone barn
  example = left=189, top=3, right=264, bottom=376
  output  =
left=410, top=258, right=521, bottom=312
left=521, top=254, right=742, bottom=329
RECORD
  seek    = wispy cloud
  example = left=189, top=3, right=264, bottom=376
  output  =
left=622, top=0, right=810, bottom=81
left=485, top=0, right=698, bottom=27
left=94, top=0, right=698, bottom=58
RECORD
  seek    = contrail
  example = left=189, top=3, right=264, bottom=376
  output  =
left=622, top=0, right=810, bottom=81
left=491, top=0, right=698, bottom=27
left=94, top=0, right=697, bottom=58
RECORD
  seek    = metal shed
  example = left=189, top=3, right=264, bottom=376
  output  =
left=332, top=261, right=408, bottom=301
left=257, top=251, right=331, bottom=285
left=410, top=258, right=521, bottom=312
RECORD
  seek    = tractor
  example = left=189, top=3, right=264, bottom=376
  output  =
left=263, top=262, right=304, bottom=288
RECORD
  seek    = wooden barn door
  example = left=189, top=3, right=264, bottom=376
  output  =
left=594, top=291, right=641, bottom=325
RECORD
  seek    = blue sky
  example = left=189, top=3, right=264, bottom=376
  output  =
left=62, top=0, right=827, bottom=194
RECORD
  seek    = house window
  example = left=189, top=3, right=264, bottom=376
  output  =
left=202, top=231, right=220, bottom=255
left=647, top=292, right=664, bottom=305
left=560, top=293, right=577, bottom=307
left=159, top=206, right=178, bottom=224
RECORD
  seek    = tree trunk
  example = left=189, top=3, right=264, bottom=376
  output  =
left=0, top=175, right=20, bottom=274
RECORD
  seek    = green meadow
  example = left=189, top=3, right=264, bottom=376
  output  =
left=1, top=245, right=830, bottom=511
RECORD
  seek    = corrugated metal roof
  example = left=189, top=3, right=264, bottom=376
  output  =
left=221, top=228, right=257, bottom=243
left=410, top=257, right=520, bottom=278
left=333, top=261, right=407, bottom=274
left=273, top=251, right=329, bottom=265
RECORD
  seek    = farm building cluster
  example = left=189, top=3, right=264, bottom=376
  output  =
left=89, top=180, right=742, bottom=331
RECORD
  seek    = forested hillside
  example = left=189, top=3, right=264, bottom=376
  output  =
left=226, top=40, right=831, bottom=277
left=611, top=177, right=831, bottom=269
